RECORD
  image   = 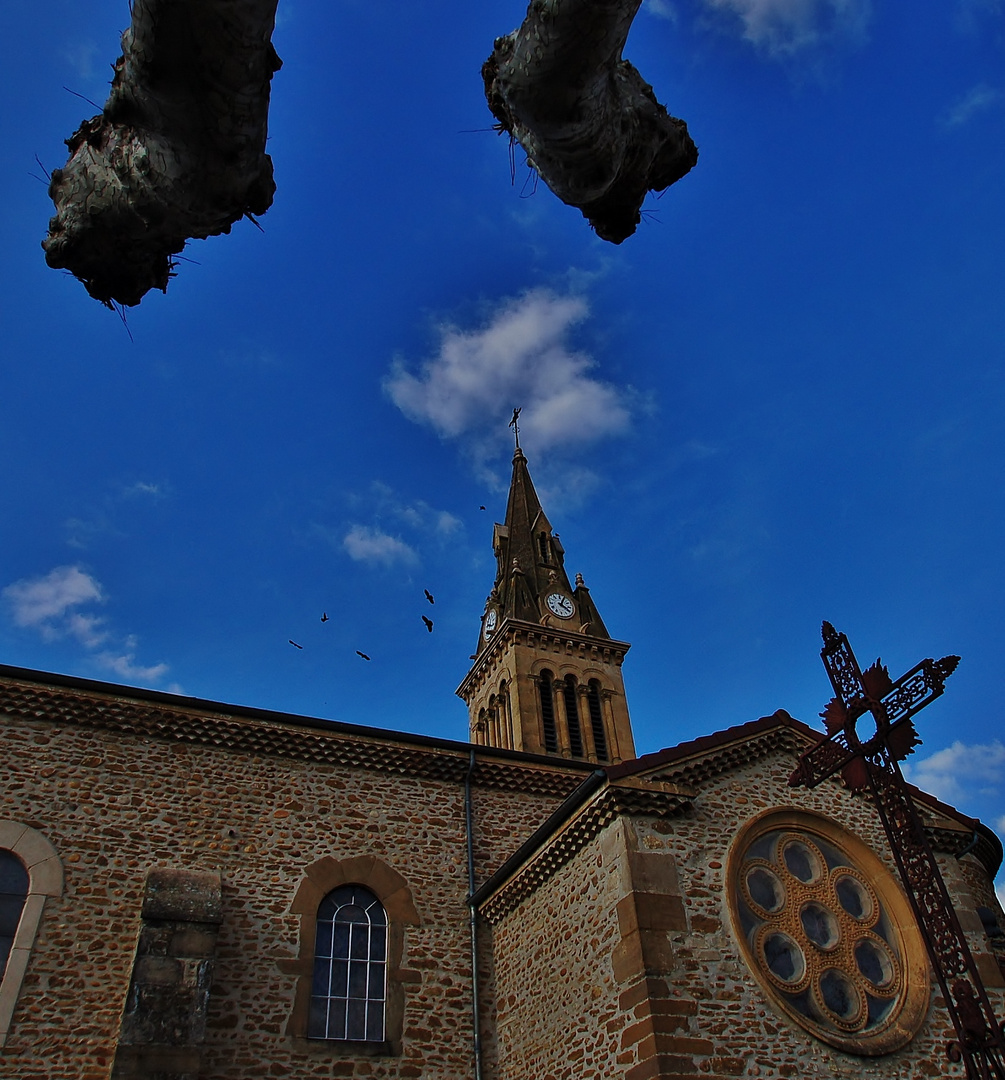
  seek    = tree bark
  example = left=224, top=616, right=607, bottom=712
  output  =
left=42, top=0, right=281, bottom=307
left=483, top=0, right=697, bottom=243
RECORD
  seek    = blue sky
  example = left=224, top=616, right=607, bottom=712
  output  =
left=2, top=0, right=1004, bottom=888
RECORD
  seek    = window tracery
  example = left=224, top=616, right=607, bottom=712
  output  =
left=309, top=886, right=387, bottom=1042
left=727, top=810, right=929, bottom=1055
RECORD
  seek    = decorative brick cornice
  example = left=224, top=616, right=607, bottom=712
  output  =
left=646, top=726, right=807, bottom=789
left=622, top=716, right=999, bottom=871
left=0, top=673, right=588, bottom=799
left=478, top=777, right=693, bottom=925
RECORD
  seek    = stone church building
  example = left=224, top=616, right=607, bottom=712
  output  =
left=1, top=448, right=1003, bottom=1079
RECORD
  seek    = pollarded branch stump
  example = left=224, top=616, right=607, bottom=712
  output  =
left=42, top=0, right=281, bottom=307
left=483, top=0, right=697, bottom=243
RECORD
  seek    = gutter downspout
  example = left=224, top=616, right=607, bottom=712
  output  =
left=465, top=748, right=483, bottom=1080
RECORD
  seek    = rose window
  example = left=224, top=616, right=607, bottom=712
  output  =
left=728, top=811, right=929, bottom=1056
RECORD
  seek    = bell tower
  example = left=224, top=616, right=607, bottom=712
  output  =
left=456, top=442, right=636, bottom=763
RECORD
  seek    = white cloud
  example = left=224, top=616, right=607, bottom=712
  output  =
left=902, top=740, right=1005, bottom=806
left=343, top=525, right=418, bottom=567
left=435, top=511, right=462, bottom=535
left=941, top=84, right=1003, bottom=128
left=122, top=480, right=164, bottom=498
left=97, top=652, right=170, bottom=684
left=62, top=40, right=99, bottom=81
left=3, top=565, right=169, bottom=687
left=703, top=0, right=870, bottom=56
left=3, top=566, right=104, bottom=633
left=998, top=880, right=1005, bottom=912
left=65, top=612, right=109, bottom=649
left=997, top=815, right=1005, bottom=835
left=646, top=0, right=679, bottom=20
left=385, top=290, right=633, bottom=460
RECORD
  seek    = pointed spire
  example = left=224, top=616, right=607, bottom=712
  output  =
left=458, top=435, right=635, bottom=763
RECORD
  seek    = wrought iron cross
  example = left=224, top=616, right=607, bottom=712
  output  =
left=509, top=406, right=522, bottom=451
left=789, top=622, right=1005, bottom=1079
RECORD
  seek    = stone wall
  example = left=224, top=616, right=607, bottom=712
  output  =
left=628, top=751, right=1005, bottom=1079
left=484, top=748, right=1005, bottom=1080
left=0, top=703, right=566, bottom=1079
left=490, top=819, right=627, bottom=1079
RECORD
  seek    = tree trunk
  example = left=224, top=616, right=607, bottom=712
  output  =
left=483, top=0, right=697, bottom=243
left=42, top=0, right=281, bottom=307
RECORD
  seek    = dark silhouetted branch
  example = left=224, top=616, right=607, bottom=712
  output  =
left=484, top=0, right=697, bottom=242
left=43, top=0, right=281, bottom=307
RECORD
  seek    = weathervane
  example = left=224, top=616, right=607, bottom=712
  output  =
left=790, top=623, right=1005, bottom=1078
left=509, top=407, right=522, bottom=451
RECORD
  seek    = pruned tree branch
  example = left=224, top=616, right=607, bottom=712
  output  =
left=42, top=0, right=281, bottom=307
left=483, top=0, right=697, bottom=243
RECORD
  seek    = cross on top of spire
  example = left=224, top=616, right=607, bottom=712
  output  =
left=509, top=407, right=522, bottom=453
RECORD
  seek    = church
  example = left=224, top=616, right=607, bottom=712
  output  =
left=1, top=445, right=1003, bottom=1079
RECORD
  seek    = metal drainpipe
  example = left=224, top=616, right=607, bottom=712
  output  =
left=465, top=748, right=484, bottom=1080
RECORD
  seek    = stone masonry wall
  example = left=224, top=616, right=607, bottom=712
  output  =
left=489, top=818, right=629, bottom=1079
left=485, top=747, right=1005, bottom=1080
left=0, top=709, right=563, bottom=1080
left=627, top=750, right=1005, bottom=1080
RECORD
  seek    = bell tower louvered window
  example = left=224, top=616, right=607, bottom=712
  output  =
left=539, top=670, right=559, bottom=753
left=564, top=675, right=584, bottom=758
left=587, top=680, right=609, bottom=762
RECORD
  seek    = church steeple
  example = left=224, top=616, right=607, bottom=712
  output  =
left=456, top=446, right=636, bottom=763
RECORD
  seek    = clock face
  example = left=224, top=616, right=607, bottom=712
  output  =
left=484, top=609, right=498, bottom=637
left=546, top=593, right=575, bottom=619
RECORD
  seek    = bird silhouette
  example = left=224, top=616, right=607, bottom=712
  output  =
left=424, top=589, right=434, bottom=604
left=355, top=650, right=371, bottom=661
left=321, top=612, right=329, bottom=622
left=479, top=505, right=486, bottom=510
left=422, top=615, right=433, bottom=633
left=289, top=639, right=303, bottom=649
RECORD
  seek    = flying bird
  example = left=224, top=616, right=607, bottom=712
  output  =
left=355, top=650, right=371, bottom=661
left=479, top=505, right=486, bottom=510
left=289, top=639, right=303, bottom=649
left=422, top=615, right=433, bottom=633
left=424, top=589, right=434, bottom=604
left=320, top=612, right=329, bottom=622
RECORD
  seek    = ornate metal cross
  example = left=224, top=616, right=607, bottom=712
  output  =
left=789, top=622, right=1005, bottom=1078
left=509, top=406, right=522, bottom=450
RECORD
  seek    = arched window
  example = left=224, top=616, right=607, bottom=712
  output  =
left=539, top=670, right=558, bottom=753
left=499, top=680, right=513, bottom=749
left=476, top=707, right=487, bottom=744
left=563, top=676, right=584, bottom=758
left=0, top=852, right=28, bottom=979
left=587, top=680, right=609, bottom=762
left=309, top=886, right=387, bottom=1042
left=0, top=821, right=63, bottom=1049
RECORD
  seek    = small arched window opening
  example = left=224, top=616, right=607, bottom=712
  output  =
left=0, top=852, right=28, bottom=979
left=309, top=886, right=387, bottom=1042
left=538, top=532, right=550, bottom=563
left=499, top=680, right=513, bottom=749
left=587, top=680, right=609, bottom=762
left=563, top=676, right=584, bottom=758
left=539, top=670, right=558, bottom=754
left=487, top=694, right=498, bottom=744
